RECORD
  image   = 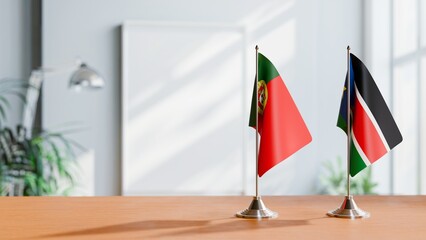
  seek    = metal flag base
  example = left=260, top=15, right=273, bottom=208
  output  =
left=327, top=195, right=370, bottom=219
left=236, top=196, right=278, bottom=219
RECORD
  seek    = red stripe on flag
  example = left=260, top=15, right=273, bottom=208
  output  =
left=352, top=97, right=387, bottom=163
left=258, top=76, right=311, bottom=176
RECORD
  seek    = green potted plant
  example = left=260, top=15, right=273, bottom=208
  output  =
left=319, top=156, right=378, bottom=195
left=0, top=79, right=80, bottom=196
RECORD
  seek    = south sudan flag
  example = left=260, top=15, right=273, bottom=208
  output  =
left=249, top=53, right=311, bottom=177
left=337, top=53, right=403, bottom=177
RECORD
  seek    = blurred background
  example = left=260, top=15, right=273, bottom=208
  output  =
left=0, top=0, right=424, bottom=196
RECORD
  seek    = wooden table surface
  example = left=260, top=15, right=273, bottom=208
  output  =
left=1, top=196, right=425, bottom=239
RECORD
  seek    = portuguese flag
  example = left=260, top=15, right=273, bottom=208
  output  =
left=249, top=53, right=312, bottom=177
left=337, top=53, right=403, bottom=177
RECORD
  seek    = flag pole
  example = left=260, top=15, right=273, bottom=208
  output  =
left=326, top=46, right=369, bottom=219
left=346, top=46, right=351, bottom=198
left=255, top=45, right=259, bottom=198
left=236, top=45, right=277, bottom=219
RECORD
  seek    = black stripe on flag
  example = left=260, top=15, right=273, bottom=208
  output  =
left=350, top=53, right=403, bottom=149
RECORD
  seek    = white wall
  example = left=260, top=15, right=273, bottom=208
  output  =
left=42, top=0, right=363, bottom=195
left=0, top=0, right=31, bottom=127
left=364, top=0, right=393, bottom=194
left=365, top=0, right=426, bottom=195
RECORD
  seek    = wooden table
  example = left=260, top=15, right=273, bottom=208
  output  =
left=1, top=196, right=425, bottom=239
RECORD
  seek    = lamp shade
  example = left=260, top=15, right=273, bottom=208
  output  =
left=69, top=63, right=104, bottom=90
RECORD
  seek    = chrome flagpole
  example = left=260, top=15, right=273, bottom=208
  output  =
left=256, top=44, right=260, bottom=199
left=327, top=46, right=369, bottom=219
left=236, top=45, right=277, bottom=219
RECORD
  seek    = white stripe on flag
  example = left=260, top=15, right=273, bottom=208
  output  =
left=351, top=129, right=372, bottom=166
left=354, top=84, right=391, bottom=152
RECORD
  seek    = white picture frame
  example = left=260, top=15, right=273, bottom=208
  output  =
left=121, top=21, right=248, bottom=195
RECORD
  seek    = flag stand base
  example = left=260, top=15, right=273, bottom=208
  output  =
left=236, top=196, right=278, bottom=219
left=327, top=195, right=370, bottom=219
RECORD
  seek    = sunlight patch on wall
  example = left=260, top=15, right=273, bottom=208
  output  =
left=256, top=19, right=295, bottom=69
left=393, top=61, right=418, bottom=194
left=240, top=0, right=294, bottom=32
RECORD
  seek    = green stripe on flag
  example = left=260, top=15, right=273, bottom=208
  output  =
left=350, top=141, right=368, bottom=177
left=258, top=53, right=279, bottom=83
left=337, top=114, right=347, bottom=133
